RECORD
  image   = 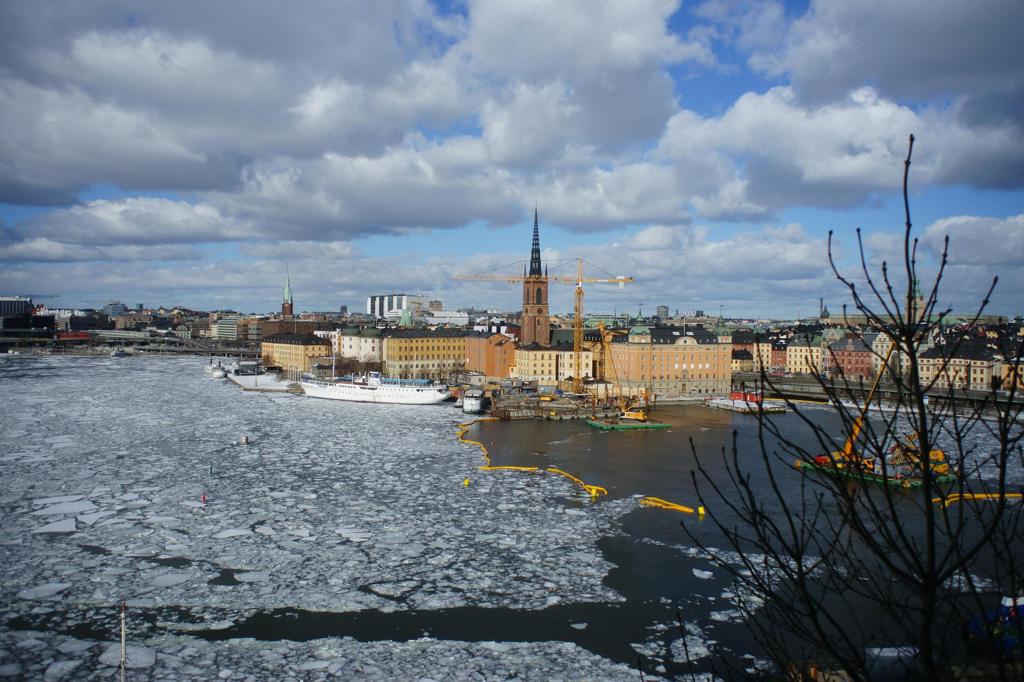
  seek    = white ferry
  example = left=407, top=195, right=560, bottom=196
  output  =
left=300, top=372, right=451, bottom=405
left=462, top=388, right=485, bottom=414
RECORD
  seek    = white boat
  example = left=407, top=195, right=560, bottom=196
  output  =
left=210, top=367, right=227, bottom=379
left=462, top=389, right=485, bottom=414
left=300, top=371, right=451, bottom=405
left=110, top=349, right=129, bottom=358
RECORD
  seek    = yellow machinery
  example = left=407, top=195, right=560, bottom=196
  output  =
left=817, top=335, right=947, bottom=479
left=596, top=322, right=649, bottom=420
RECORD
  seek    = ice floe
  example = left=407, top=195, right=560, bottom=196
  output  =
left=31, top=518, right=76, bottom=534
left=16, top=583, right=71, bottom=600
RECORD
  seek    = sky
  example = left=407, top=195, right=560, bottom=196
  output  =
left=0, top=0, right=1022, bottom=319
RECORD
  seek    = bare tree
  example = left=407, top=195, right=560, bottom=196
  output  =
left=688, top=135, right=1024, bottom=680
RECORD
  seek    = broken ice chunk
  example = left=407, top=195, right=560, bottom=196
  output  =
left=17, top=583, right=71, bottom=599
left=31, top=500, right=96, bottom=516
left=32, top=518, right=76, bottom=534
left=212, top=528, right=251, bottom=539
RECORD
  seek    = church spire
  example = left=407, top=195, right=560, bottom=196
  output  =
left=528, top=206, right=542, bottom=276
left=283, top=263, right=293, bottom=305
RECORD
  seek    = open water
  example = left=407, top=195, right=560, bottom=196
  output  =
left=0, top=355, right=1017, bottom=680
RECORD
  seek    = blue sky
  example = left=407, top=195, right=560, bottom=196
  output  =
left=0, top=0, right=1021, bottom=318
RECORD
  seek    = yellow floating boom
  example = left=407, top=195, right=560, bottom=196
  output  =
left=932, top=492, right=1024, bottom=508
left=640, top=496, right=706, bottom=516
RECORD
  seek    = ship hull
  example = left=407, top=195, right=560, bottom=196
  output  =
left=300, top=378, right=450, bottom=405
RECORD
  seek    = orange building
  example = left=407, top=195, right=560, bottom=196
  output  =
left=465, top=332, right=517, bottom=380
left=608, top=326, right=732, bottom=398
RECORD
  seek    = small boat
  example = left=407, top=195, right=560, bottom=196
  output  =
left=462, top=389, right=485, bottom=414
left=210, top=367, right=227, bottom=379
left=110, top=349, right=128, bottom=357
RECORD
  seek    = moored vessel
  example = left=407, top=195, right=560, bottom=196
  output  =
left=300, top=371, right=450, bottom=405
left=462, top=389, right=485, bottom=413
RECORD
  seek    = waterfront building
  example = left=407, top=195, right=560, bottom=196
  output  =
left=753, top=337, right=774, bottom=372
left=608, top=325, right=731, bottom=397
left=827, top=334, right=874, bottom=380
left=1001, top=352, right=1023, bottom=391
left=338, top=327, right=385, bottom=363
left=786, top=337, right=825, bottom=376
left=511, top=344, right=593, bottom=387
left=520, top=209, right=550, bottom=346
left=261, top=333, right=331, bottom=373
left=770, top=341, right=788, bottom=372
left=383, top=329, right=468, bottom=380
left=464, top=332, right=517, bottom=381
left=212, top=316, right=240, bottom=341
left=919, top=342, right=995, bottom=392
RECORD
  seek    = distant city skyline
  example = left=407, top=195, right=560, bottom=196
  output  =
left=1, top=1, right=1021, bottom=318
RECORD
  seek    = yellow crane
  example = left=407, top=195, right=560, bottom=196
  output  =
left=455, top=258, right=632, bottom=394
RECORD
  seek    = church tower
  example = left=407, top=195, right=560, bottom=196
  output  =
left=282, top=266, right=294, bottom=320
left=520, top=208, right=550, bottom=345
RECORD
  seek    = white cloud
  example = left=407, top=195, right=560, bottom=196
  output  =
left=25, top=197, right=248, bottom=246
left=0, top=238, right=201, bottom=262
left=750, top=0, right=1024, bottom=105
left=922, top=214, right=1024, bottom=267
left=658, top=86, right=1024, bottom=218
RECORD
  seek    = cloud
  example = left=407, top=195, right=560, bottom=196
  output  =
left=658, top=87, right=1024, bottom=218
left=921, top=214, right=1024, bottom=267
left=24, top=197, right=248, bottom=246
left=0, top=238, right=201, bottom=262
left=746, top=0, right=1024, bottom=107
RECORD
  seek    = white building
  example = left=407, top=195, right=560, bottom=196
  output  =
left=422, top=310, right=470, bottom=326
left=366, top=294, right=428, bottom=320
left=212, top=316, right=239, bottom=341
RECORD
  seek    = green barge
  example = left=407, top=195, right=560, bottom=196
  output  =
left=795, top=459, right=957, bottom=489
left=586, top=419, right=672, bottom=431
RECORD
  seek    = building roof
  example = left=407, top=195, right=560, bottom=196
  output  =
left=386, top=328, right=470, bottom=339
left=261, top=333, right=331, bottom=346
left=920, top=342, right=994, bottom=361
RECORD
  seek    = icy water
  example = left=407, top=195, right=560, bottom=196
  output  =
left=0, top=355, right=1016, bottom=680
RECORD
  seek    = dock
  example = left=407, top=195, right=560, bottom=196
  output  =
left=705, top=397, right=787, bottom=414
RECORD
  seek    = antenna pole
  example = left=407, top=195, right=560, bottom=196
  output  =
left=119, top=599, right=127, bottom=682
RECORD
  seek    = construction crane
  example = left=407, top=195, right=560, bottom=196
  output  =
left=455, top=258, right=633, bottom=394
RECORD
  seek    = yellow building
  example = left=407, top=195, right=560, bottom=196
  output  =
left=607, top=326, right=731, bottom=398
left=919, top=344, right=995, bottom=391
left=1002, top=357, right=1023, bottom=391
left=261, top=333, right=331, bottom=374
left=732, top=349, right=753, bottom=373
left=753, top=340, right=774, bottom=372
left=786, top=337, right=824, bottom=375
left=383, top=329, right=468, bottom=380
left=511, top=345, right=593, bottom=387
